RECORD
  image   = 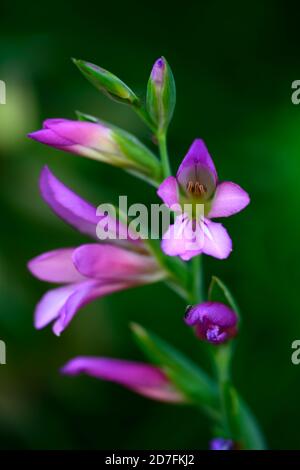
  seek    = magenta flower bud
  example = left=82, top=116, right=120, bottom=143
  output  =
left=210, top=438, right=234, bottom=450
left=28, top=119, right=162, bottom=184
left=61, top=357, right=185, bottom=403
left=184, top=302, right=238, bottom=345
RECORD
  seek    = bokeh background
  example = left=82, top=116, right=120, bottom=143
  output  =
left=0, top=0, right=299, bottom=450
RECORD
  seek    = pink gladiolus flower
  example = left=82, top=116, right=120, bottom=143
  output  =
left=61, top=356, right=185, bottom=403
left=28, top=166, right=165, bottom=336
left=157, top=139, right=250, bottom=260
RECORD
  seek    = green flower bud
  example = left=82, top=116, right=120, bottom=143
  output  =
left=146, top=57, right=176, bottom=133
left=73, top=59, right=140, bottom=106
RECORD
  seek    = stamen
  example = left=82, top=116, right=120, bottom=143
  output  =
left=206, top=325, right=228, bottom=344
left=194, top=182, right=206, bottom=195
left=186, top=181, right=194, bottom=193
left=206, top=325, right=220, bottom=342
left=186, top=180, right=207, bottom=196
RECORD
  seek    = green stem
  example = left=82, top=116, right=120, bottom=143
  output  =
left=212, top=345, right=236, bottom=439
left=212, top=344, right=267, bottom=448
left=157, top=132, right=171, bottom=178
left=190, top=255, right=204, bottom=304
left=133, top=104, right=171, bottom=179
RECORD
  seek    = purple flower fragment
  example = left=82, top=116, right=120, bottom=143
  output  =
left=210, top=438, right=234, bottom=450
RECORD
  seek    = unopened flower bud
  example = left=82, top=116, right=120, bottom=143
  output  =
left=61, top=357, right=185, bottom=403
left=184, top=302, right=238, bottom=345
left=73, top=59, right=139, bottom=106
left=146, top=57, right=176, bottom=133
left=28, top=119, right=162, bottom=184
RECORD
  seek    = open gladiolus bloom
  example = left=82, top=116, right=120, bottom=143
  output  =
left=157, top=139, right=250, bottom=260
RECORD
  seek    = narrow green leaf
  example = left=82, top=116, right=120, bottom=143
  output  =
left=208, top=276, right=240, bottom=317
left=76, top=111, right=99, bottom=122
left=238, top=398, right=267, bottom=450
left=131, top=324, right=266, bottom=448
left=213, top=345, right=266, bottom=449
left=131, top=323, right=218, bottom=412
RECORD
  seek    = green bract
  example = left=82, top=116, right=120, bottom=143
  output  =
left=76, top=111, right=162, bottom=185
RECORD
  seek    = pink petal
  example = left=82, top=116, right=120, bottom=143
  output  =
left=34, top=280, right=132, bottom=335
left=40, top=166, right=100, bottom=239
left=61, top=356, right=184, bottom=403
left=202, top=219, right=232, bottom=259
left=39, top=166, right=142, bottom=249
left=209, top=181, right=250, bottom=218
left=34, top=283, right=80, bottom=330
left=157, top=176, right=180, bottom=208
left=72, top=244, right=163, bottom=283
left=29, top=119, right=112, bottom=155
left=177, top=139, right=218, bottom=183
left=161, top=215, right=205, bottom=260
left=161, top=216, right=190, bottom=257
left=179, top=249, right=202, bottom=261
left=28, top=129, right=73, bottom=148
left=28, top=248, right=84, bottom=283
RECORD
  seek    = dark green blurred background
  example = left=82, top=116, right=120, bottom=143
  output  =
left=0, top=0, right=299, bottom=450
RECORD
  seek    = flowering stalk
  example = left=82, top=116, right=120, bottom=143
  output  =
left=213, top=345, right=238, bottom=441
left=189, top=279, right=238, bottom=441
left=28, top=55, right=266, bottom=450
left=191, top=256, right=204, bottom=304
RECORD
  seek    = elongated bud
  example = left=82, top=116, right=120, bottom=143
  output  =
left=61, top=356, right=185, bottom=403
left=28, top=119, right=162, bottom=185
left=146, top=57, right=176, bottom=132
left=73, top=59, right=140, bottom=106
